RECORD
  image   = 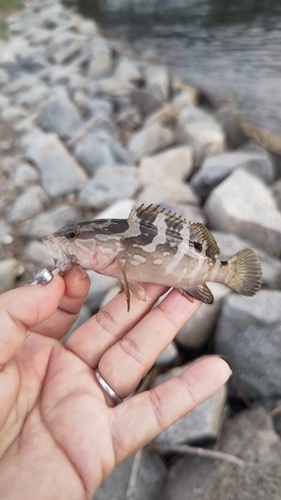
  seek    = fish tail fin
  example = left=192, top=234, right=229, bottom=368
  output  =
left=225, top=248, right=262, bottom=296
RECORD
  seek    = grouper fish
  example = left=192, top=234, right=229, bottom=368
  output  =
left=43, top=204, right=262, bottom=311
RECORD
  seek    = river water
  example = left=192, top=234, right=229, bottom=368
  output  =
left=78, top=0, right=281, bottom=135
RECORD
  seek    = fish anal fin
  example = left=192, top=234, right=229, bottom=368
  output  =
left=128, top=281, right=147, bottom=302
left=179, top=283, right=214, bottom=304
left=189, top=223, right=220, bottom=257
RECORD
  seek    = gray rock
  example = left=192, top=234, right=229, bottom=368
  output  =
left=74, top=94, right=112, bottom=120
left=24, top=27, right=53, bottom=46
left=40, top=4, right=75, bottom=28
left=16, top=84, right=50, bottom=108
left=78, top=166, right=139, bottom=209
left=204, top=169, right=281, bottom=257
left=18, top=46, right=49, bottom=71
left=86, top=78, right=133, bottom=109
left=12, top=161, right=39, bottom=188
left=272, top=178, right=281, bottom=210
left=96, top=199, right=135, bottom=219
left=176, top=283, right=231, bottom=350
left=160, top=408, right=281, bottom=500
left=86, top=271, right=118, bottom=310
left=172, top=88, right=198, bottom=109
left=214, top=290, right=281, bottom=399
left=144, top=104, right=178, bottom=128
left=37, top=88, right=83, bottom=139
left=153, top=366, right=227, bottom=444
left=138, top=146, right=193, bottom=186
left=0, top=95, right=10, bottom=111
left=155, top=341, right=178, bottom=366
left=0, top=68, right=9, bottom=87
left=6, top=185, right=49, bottom=222
left=176, top=106, right=225, bottom=163
left=191, top=150, right=275, bottom=201
left=136, top=180, right=199, bottom=207
left=73, top=131, right=134, bottom=176
left=94, top=449, right=166, bottom=500
left=128, top=123, right=174, bottom=161
left=173, top=203, right=206, bottom=224
left=24, top=130, right=88, bottom=198
left=66, top=304, right=92, bottom=339
left=21, top=204, right=83, bottom=239
left=24, top=240, right=54, bottom=268
left=47, top=31, right=85, bottom=64
left=77, top=18, right=99, bottom=36
left=114, top=56, right=142, bottom=82
left=46, top=65, right=85, bottom=88
left=211, top=230, right=281, bottom=290
left=1, top=106, right=28, bottom=122
left=144, top=63, right=169, bottom=100
left=86, top=36, right=112, bottom=79
left=0, top=259, right=25, bottom=293
left=116, top=106, right=142, bottom=131
left=0, top=220, right=13, bottom=245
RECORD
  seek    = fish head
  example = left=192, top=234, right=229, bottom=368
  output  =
left=43, top=221, right=123, bottom=274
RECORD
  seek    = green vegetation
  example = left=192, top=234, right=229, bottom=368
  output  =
left=0, top=0, right=20, bottom=39
left=0, top=0, right=19, bottom=9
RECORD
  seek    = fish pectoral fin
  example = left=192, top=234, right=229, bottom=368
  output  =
left=179, top=284, right=214, bottom=304
left=128, top=280, right=147, bottom=302
left=119, top=263, right=131, bottom=312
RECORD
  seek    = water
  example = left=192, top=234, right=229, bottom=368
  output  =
left=78, top=0, right=281, bottom=135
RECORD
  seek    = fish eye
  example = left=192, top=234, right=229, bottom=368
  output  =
left=65, top=227, right=80, bottom=239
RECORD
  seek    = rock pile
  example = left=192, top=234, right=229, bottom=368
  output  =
left=0, top=1, right=281, bottom=499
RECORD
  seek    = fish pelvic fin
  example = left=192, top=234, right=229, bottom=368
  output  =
left=225, top=248, right=262, bottom=296
left=119, top=264, right=147, bottom=312
left=179, top=284, right=214, bottom=304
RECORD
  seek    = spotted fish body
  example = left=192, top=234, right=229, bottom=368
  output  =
left=43, top=204, right=262, bottom=310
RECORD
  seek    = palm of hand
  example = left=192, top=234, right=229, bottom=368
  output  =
left=0, top=269, right=230, bottom=500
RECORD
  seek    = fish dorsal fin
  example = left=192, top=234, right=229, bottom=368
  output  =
left=129, top=204, right=187, bottom=233
left=129, top=204, right=163, bottom=224
left=189, top=222, right=220, bottom=257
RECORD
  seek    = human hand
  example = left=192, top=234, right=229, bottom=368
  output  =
left=0, top=268, right=231, bottom=500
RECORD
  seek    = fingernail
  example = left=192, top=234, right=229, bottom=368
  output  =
left=73, top=267, right=88, bottom=280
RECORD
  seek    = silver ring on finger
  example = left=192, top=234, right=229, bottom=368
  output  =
left=95, top=368, right=123, bottom=405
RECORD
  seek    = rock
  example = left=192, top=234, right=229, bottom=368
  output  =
left=138, top=146, right=193, bottom=186
left=16, top=84, right=50, bottom=108
left=144, top=104, right=178, bottom=128
left=0, top=68, right=9, bottom=87
left=128, top=123, right=174, bottom=161
left=114, top=56, right=142, bottom=82
left=73, top=132, right=134, bottom=176
left=21, top=204, right=83, bottom=239
left=211, top=231, right=281, bottom=290
left=66, top=304, right=92, bottom=339
left=6, top=185, right=49, bottom=222
left=24, top=27, right=52, bottom=46
left=153, top=366, right=227, bottom=444
left=0, top=95, right=10, bottom=111
left=136, top=180, right=199, bottom=207
left=78, top=166, right=139, bottom=209
left=0, top=259, right=25, bottom=293
left=176, top=283, right=231, bottom=350
left=116, top=106, right=142, bottom=131
left=96, top=199, right=135, bottom=219
left=0, top=220, right=13, bottom=245
left=18, top=46, right=49, bottom=71
left=86, top=271, right=118, bottom=310
left=204, top=169, right=281, bottom=257
left=37, top=88, right=83, bottom=139
left=24, top=240, right=54, bottom=268
left=214, top=290, right=281, bottom=399
left=86, top=78, right=133, bottom=109
left=86, top=36, right=112, bottom=79
left=77, top=18, right=99, bottom=36
left=155, top=341, right=178, bottom=366
left=272, top=179, right=281, bottom=210
left=191, top=150, right=275, bottom=201
left=172, top=89, right=198, bottom=109
left=95, top=449, right=166, bottom=500
left=24, top=130, right=88, bottom=198
left=160, top=408, right=281, bottom=500
left=47, top=31, right=85, bottom=64
left=74, top=94, right=113, bottom=120
left=144, top=63, right=169, bottom=100
left=40, top=4, right=74, bottom=28
left=46, top=65, right=85, bottom=88
left=12, top=161, right=39, bottom=188
left=176, top=106, right=225, bottom=163
left=1, top=107, right=28, bottom=122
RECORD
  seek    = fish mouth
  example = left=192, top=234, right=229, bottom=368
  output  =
left=43, top=236, right=78, bottom=273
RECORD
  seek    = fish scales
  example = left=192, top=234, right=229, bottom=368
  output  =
left=43, top=204, right=263, bottom=311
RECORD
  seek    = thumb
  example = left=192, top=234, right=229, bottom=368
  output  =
left=0, top=276, right=66, bottom=366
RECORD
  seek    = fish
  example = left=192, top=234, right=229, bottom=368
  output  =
left=43, top=204, right=262, bottom=311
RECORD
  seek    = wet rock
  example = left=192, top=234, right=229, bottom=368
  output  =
left=21, top=204, right=83, bottom=239
left=6, top=185, right=49, bottom=223
left=86, top=271, right=118, bottom=310
left=191, top=150, right=275, bottom=201
left=138, top=146, right=193, bottom=186
left=155, top=341, right=178, bottom=366
left=24, top=130, right=88, bottom=198
left=211, top=230, right=281, bottom=290
left=160, top=408, right=281, bottom=500
left=12, top=161, right=39, bottom=188
left=86, top=36, right=112, bottom=79
left=114, top=56, right=142, bottom=82
left=204, top=169, right=281, bottom=257
left=0, top=220, right=13, bottom=245
left=176, top=106, right=225, bottom=163
left=136, top=180, right=199, bottom=207
left=47, top=31, right=85, bottom=64
left=73, top=131, right=134, bottom=176
left=37, top=88, right=83, bottom=139
left=153, top=366, right=227, bottom=445
left=128, top=123, right=174, bottom=161
left=24, top=240, right=54, bottom=268
left=95, top=449, right=166, bottom=500
left=176, top=283, right=231, bottom=350
left=0, top=259, right=25, bottom=293
left=78, top=166, right=139, bottom=209
left=214, top=290, right=281, bottom=399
